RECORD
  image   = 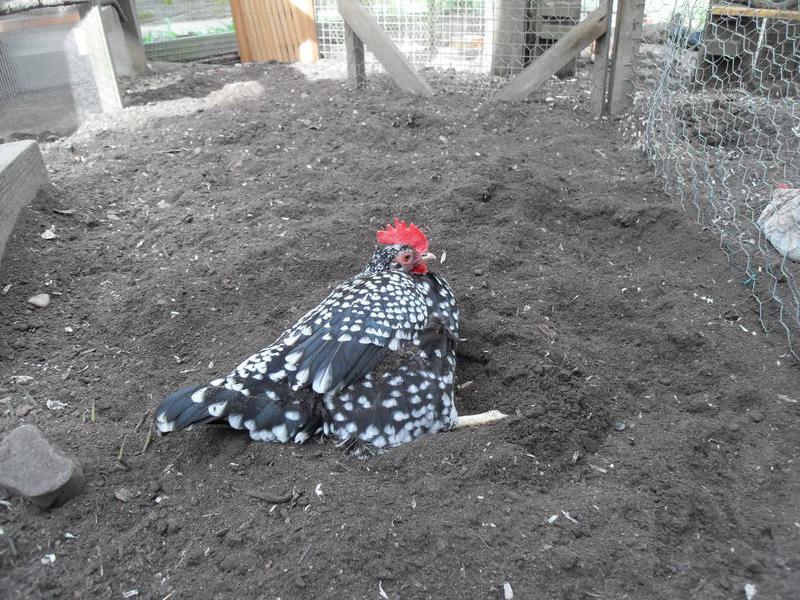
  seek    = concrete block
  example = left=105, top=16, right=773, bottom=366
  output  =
left=0, top=425, right=85, bottom=509
left=0, top=140, right=48, bottom=267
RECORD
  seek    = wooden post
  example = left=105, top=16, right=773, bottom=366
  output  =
left=491, top=0, right=527, bottom=76
left=494, top=5, right=608, bottom=102
left=607, top=0, right=646, bottom=114
left=114, top=0, right=148, bottom=73
left=0, top=141, right=48, bottom=267
left=337, top=0, right=433, bottom=96
left=591, top=0, right=613, bottom=116
left=77, top=1, right=122, bottom=113
left=344, top=22, right=366, bottom=88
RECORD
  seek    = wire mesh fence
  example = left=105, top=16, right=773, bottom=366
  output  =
left=315, top=0, right=602, bottom=93
left=136, top=0, right=238, bottom=63
left=645, top=1, right=800, bottom=358
left=0, top=5, right=103, bottom=140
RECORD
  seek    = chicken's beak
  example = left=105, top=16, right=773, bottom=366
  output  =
left=420, top=252, right=437, bottom=263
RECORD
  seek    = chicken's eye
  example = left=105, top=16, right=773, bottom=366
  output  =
left=403, top=254, right=411, bottom=262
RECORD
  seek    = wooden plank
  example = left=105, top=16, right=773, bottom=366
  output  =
left=607, top=0, right=645, bottom=115
left=337, top=0, right=433, bottom=96
left=285, top=0, right=306, bottom=62
left=114, top=0, right=148, bottom=73
left=710, top=5, right=800, bottom=21
left=494, top=5, right=608, bottom=102
left=0, top=141, right=48, bottom=267
left=344, top=21, right=366, bottom=88
left=231, top=0, right=319, bottom=64
left=77, top=2, right=122, bottom=113
left=263, top=0, right=287, bottom=61
left=249, top=0, right=274, bottom=61
left=590, top=0, right=613, bottom=116
left=290, top=0, right=320, bottom=63
left=230, top=0, right=252, bottom=62
left=0, top=13, right=79, bottom=33
left=274, top=0, right=297, bottom=62
left=263, top=0, right=289, bottom=62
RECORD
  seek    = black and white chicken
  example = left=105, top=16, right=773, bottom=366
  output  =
left=155, top=220, right=503, bottom=454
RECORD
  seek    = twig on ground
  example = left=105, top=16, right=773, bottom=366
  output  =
left=235, top=488, right=294, bottom=504
left=142, top=424, right=154, bottom=454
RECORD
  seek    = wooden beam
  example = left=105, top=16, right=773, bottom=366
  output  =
left=344, top=22, right=366, bottom=88
left=114, top=0, right=148, bottom=73
left=0, top=141, right=48, bottom=267
left=77, top=1, right=122, bottom=113
left=0, top=13, right=80, bottom=33
left=607, top=0, right=646, bottom=115
left=710, top=5, right=800, bottom=21
left=337, top=0, right=433, bottom=96
left=494, top=5, right=608, bottom=102
left=590, top=0, right=613, bottom=116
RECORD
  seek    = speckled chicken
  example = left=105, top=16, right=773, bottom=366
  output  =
left=154, top=220, right=463, bottom=453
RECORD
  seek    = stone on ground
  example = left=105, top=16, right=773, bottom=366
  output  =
left=0, top=424, right=85, bottom=508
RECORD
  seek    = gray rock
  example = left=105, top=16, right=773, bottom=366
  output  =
left=0, top=424, right=85, bottom=508
left=27, top=293, right=50, bottom=308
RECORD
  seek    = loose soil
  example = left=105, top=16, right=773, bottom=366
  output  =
left=1, top=62, right=798, bottom=600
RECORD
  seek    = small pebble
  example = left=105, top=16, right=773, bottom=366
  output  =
left=613, top=421, right=626, bottom=431
left=749, top=411, right=764, bottom=423
left=27, top=294, right=50, bottom=308
left=473, top=268, right=484, bottom=275
left=115, top=488, right=133, bottom=503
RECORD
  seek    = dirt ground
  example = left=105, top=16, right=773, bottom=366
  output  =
left=1, top=61, right=799, bottom=600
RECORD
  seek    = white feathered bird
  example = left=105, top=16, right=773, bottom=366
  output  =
left=757, top=183, right=800, bottom=262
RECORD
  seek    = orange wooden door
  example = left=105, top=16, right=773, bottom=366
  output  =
left=231, top=0, right=319, bottom=63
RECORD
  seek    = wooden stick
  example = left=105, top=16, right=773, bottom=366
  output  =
left=453, top=410, right=508, bottom=429
left=337, top=0, right=434, bottom=96
left=494, top=5, right=608, bottom=102
left=710, top=5, right=800, bottom=21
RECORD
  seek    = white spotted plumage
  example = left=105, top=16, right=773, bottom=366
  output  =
left=154, top=235, right=459, bottom=456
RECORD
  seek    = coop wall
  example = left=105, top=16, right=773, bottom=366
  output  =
left=0, top=6, right=105, bottom=139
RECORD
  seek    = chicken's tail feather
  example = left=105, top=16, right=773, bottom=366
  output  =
left=154, top=383, right=324, bottom=444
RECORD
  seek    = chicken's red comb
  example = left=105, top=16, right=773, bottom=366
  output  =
left=376, top=218, right=429, bottom=253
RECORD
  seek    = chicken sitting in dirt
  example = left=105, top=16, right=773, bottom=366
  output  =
left=758, top=183, right=800, bottom=262
left=155, top=219, right=504, bottom=454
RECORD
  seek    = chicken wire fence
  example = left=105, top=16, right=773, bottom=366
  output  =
left=315, top=0, right=602, bottom=92
left=645, top=1, right=800, bottom=358
left=136, top=0, right=238, bottom=63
